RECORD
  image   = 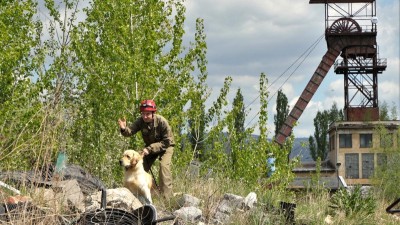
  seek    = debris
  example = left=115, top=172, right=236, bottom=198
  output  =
left=0, top=181, right=20, bottom=195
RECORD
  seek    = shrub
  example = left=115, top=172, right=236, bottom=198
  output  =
left=329, top=185, right=376, bottom=216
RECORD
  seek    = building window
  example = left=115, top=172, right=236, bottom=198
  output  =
left=360, top=133, right=373, bottom=148
left=377, top=153, right=387, bottom=167
left=362, top=153, right=374, bottom=178
left=339, top=134, right=352, bottom=148
left=380, top=133, right=393, bottom=148
left=345, top=153, right=359, bottom=179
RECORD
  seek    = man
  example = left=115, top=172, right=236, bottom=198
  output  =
left=118, top=99, right=174, bottom=198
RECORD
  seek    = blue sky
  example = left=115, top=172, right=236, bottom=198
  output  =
left=183, top=0, right=400, bottom=138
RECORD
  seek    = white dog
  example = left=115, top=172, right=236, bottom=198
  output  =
left=119, top=149, right=153, bottom=204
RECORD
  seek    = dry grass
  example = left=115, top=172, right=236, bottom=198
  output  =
left=2, top=170, right=400, bottom=224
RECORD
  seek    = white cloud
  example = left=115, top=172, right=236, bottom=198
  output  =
left=186, top=1, right=400, bottom=139
left=380, top=81, right=400, bottom=105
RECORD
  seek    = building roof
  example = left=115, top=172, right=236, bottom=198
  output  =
left=288, top=176, right=344, bottom=190
left=292, top=161, right=336, bottom=173
left=289, top=161, right=345, bottom=190
left=329, top=120, right=400, bottom=132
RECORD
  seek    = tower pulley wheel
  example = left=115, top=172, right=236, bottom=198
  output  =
left=327, top=18, right=362, bottom=34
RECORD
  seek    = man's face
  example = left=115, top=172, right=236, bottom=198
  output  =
left=141, top=111, right=154, bottom=123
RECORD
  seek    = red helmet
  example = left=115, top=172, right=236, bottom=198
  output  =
left=140, top=99, right=157, bottom=112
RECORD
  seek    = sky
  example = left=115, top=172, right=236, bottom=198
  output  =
left=182, top=0, right=400, bottom=138
left=37, top=0, right=399, bottom=139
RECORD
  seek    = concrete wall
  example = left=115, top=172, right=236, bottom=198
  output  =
left=329, top=121, right=400, bottom=185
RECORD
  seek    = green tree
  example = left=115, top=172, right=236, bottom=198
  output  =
left=188, top=100, right=206, bottom=159
left=309, top=111, right=330, bottom=161
left=185, top=18, right=210, bottom=161
left=0, top=0, right=38, bottom=105
left=379, top=101, right=390, bottom=120
left=232, top=88, right=245, bottom=140
left=259, top=73, right=269, bottom=144
left=231, top=73, right=269, bottom=181
left=38, top=0, right=84, bottom=157
left=227, top=88, right=246, bottom=170
left=390, top=103, right=398, bottom=120
left=0, top=0, right=45, bottom=169
left=260, top=74, right=296, bottom=188
left=70, top=0, right=202, bottom=177
left=274, top=89, right=289, bottom=137
left=0, top=0, right=299, bottom=191
left=372, top=126, right=400, bottom=200
left=309, top=103, right=343, bottom=161
left=329, top=102, right=344, bottom=122
left=207, top=73, right=268, bottom=182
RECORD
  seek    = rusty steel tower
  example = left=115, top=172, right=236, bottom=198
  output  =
left=276, top=0, right=387, bottom=145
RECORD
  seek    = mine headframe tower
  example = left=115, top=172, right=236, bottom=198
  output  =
left=275, top=0, right=387, bottom=145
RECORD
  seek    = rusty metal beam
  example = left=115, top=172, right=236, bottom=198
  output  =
left=275, top=31, right=380, bottom=145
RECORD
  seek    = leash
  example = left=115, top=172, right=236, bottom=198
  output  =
left=144, top=157, right=159, bottom=188
left=149, top=167, right=158, bottom=188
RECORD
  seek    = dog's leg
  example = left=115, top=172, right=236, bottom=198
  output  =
left=139, top=183, right=152, bottom=204
left=144, top=188, right=152, bottom=204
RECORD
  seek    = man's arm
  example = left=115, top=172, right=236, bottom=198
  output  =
left=120, top=117, right=140, bottom=137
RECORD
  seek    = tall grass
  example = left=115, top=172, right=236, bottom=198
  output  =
left=1, top=111, right=400, bottom=224
left=2, top=166, right=400, bottom=224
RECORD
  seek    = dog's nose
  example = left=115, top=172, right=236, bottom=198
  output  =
left=119, top=159, right=123, bottom=165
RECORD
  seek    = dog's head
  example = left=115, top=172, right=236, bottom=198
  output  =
left=119, top=150, right=142, bottom=170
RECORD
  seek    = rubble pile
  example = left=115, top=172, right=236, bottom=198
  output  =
left=0, top=164, right=262, bottom=224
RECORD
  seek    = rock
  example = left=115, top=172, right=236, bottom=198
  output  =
left=86, top=188, right=142, bottom=212
left=52, top=179, right=85, bottom=212
left=174, top=206, right=202, bottom=223
left=32, top=179, right=85, bottom=213
left=177, top=194, right=201, bottom=207
left=242, top=192, right=257, bottom=209
left=217, top=193, right=243, bottom=214
left=213, top=193, right=244, bottom=224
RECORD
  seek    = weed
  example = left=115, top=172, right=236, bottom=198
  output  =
left=330, top=185, right=376, bottom=216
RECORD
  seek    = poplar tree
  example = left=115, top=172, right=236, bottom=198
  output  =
left=274, top=89, right=289, bottom=137
left=232, top=88, right=245, bottom=138
left=228, top=88, right=245, bottom=170
left=309, top=110, right=330, bottom=161
left=309, top=102, right=343, bottom=161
